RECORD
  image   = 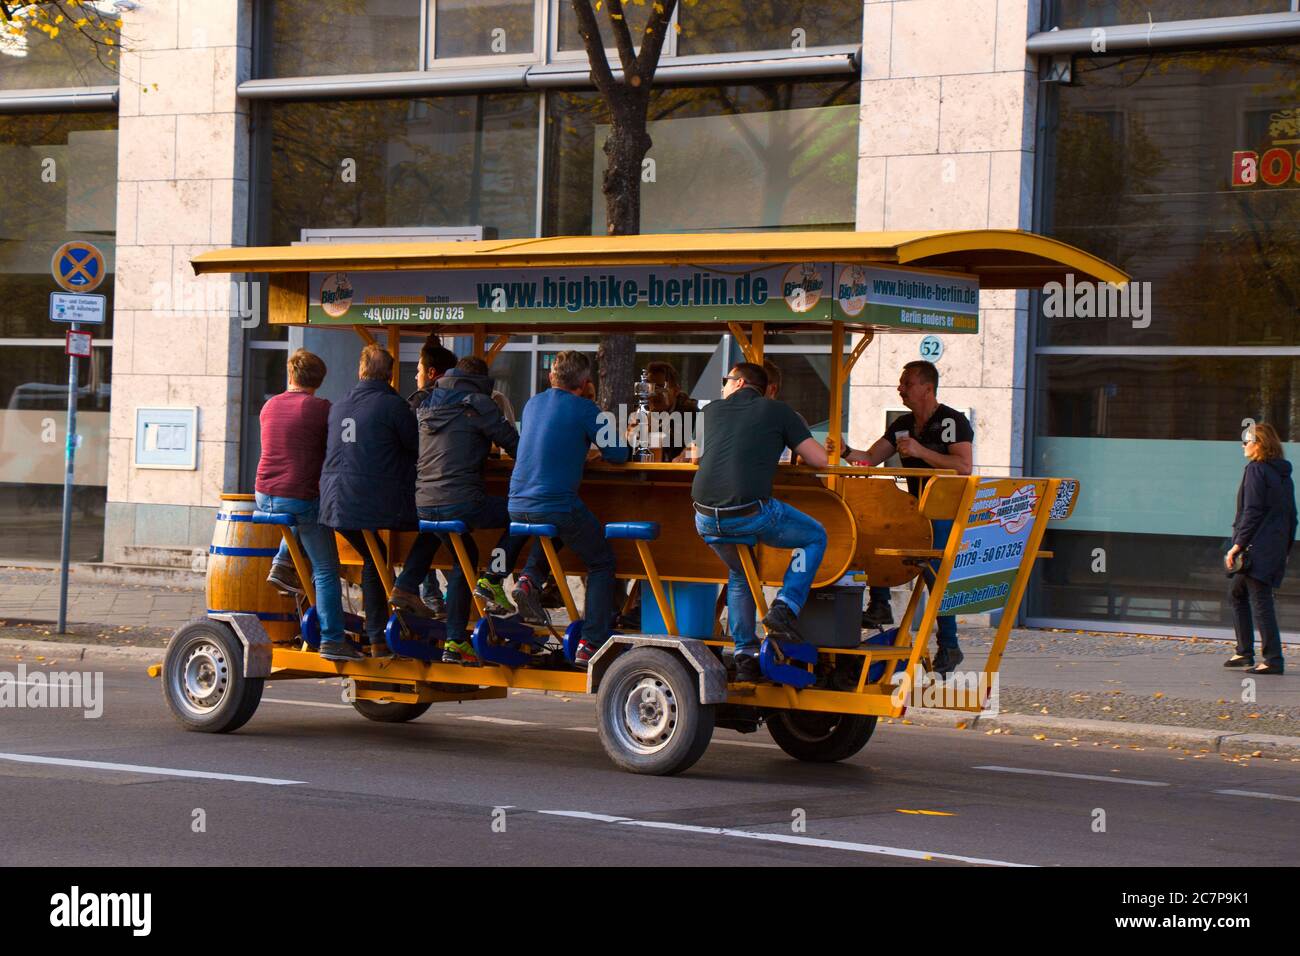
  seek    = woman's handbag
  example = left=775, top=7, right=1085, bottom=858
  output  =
left=1225, top=546, right=1252, bottom=577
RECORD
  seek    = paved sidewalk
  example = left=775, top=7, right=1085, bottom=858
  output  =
left=1, top=565, right=1296, bottom=737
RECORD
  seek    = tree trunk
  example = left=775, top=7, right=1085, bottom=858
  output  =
left=597, top=95, right=652, bottom=413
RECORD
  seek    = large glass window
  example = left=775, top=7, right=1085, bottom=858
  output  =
left=1051, top=1, right=1290, bottom=28
left=1038, top=47, right=1300, bottom=347
left=1030, top=45, right=1300, bottom=632
left=263, top=0, right=422, bottom=78
left=543, top=78, right=859, bottom=236
left=676, top=1, right=863, bottom=56
left=554, top=1, right=653, bottom=54
left=265, top=93, right=541, bottom=246
left=0, top=17, right=119, bottom=90
left=0, top=112, right=116, bottom=561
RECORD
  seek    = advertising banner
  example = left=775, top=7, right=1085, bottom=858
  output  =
left=305, top=262, right=979, bottom=332
left=938, top=478, right=1046, bottom=616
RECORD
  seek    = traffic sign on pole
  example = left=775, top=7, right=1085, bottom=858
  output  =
left=51, top=241, right=106, bottom=293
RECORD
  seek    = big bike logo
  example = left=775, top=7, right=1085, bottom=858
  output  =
left=1232, top=107, right=1300, bottom=188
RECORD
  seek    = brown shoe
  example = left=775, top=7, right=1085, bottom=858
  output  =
left=390, top=586, right=434, bottom=618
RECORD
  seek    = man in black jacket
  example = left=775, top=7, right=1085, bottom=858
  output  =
left=391, top=356, right=527, bottom=664
left=320, top=343, right=419, bottom=657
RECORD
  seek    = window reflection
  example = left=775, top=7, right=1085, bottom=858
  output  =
left=0, top=16, right=119, bottom=89
left=435, top=0, right=535, bottom=58
left=1052, top=0, right=1287, bottom=29
left=555, top=1, right=653, bottom=53
left=1040, top=47, right=1300, bottom=347
left=264, top=0, right=421, bottom=77
left=543, top=79, right=859, bottom=236
left=267, top=93, right=540, bottom=245
left=676, top=1, right=862, bottom=55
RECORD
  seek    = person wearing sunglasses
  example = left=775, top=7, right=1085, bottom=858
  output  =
left=691, top=362, right=830, bottom=682
left=1224, top=423, right=1296, bottom=675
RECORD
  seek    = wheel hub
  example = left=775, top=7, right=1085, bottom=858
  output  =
left=617, top=675, right=677, bottom=753
left=178, top=642, right=229, bottom=714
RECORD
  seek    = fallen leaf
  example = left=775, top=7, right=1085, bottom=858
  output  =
left=1033, top=734, right=1047, bottom=740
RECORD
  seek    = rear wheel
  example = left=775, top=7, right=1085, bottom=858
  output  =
left=351, top=699, right=432, bottom=723
left=597, top=647, right=714, bottom=776
left=766, top=710, right=876, bottom=763
left=163, top=619, right=264, bottom=733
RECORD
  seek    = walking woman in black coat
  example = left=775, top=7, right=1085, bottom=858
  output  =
left=1224, top=423, right=1296, bottom=675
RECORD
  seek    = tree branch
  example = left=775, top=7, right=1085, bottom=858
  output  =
left=635, top=0, right=677, bottom=82
left=570, top=0, right=618, bottom=99
left=605, top=0, right=639, bottom=77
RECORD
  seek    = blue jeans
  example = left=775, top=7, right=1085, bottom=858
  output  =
left=868, top=521, right=957, bottom=648
left=514, top=500, right=615, bottom=646
left=254, top=492, right=344, bottom=645
left=396, top=498, right=528, bottom=643
left=694, top=499, right=827, bottom=656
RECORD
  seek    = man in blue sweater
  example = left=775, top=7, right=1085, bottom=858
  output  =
left=509, top=350, right=629, bottom=667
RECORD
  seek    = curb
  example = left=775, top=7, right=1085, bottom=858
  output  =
left=903, top=708, right=1300, bottom=759
left=0, top=637, right=163, bottom=665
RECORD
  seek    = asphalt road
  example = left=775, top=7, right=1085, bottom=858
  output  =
left=2, top=658, right=1297, bottom=867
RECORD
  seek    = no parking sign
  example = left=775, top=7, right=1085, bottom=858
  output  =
left=51, top=241, right=106, bottom=293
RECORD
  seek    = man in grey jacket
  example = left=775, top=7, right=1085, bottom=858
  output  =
left=391, top=356, right=527, bottom=664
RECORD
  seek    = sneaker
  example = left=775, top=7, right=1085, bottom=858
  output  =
left=319, top=640, right=364, bottom=662
left=539, top=579, right=565, bottom=609
left=932, top=645, right=964, bottom=676
left=267, top=561, right=304, bottom=596
left=573, top=639, right=601, bottom=668
left=368, top=642, right=394, bottom=660
left=442, top=639, right=481, bottom=666
left=862, top=600, right=894, bottom=628
left=475, top=576, right=516, bottom=616
left=511, top=577, right=549, bottom=625
left=390, top=586, right=434, bottom=618
left=422, top=591, right=447, bottom=617
left=734, top=653, right=763, bottom=683
left=762, top=600, right=804, bottom=642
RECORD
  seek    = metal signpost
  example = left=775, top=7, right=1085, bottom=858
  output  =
left=49, top=242, right=107, bottom=633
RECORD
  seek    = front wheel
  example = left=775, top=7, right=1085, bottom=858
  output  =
left=163, top=619, right=264, bottom=733
left=597, top=647, right=714, bottom=776
left=766, top=710, right=876, bottom=763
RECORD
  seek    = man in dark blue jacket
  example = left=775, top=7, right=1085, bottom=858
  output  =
left=509, top=350, right=629, bottom=667
left=319, top=343, right=418, bottom=657
left=392, top=356, right=526, bottom=664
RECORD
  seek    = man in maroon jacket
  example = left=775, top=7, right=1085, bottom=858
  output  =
left=256, top=349, right=359, bottom=662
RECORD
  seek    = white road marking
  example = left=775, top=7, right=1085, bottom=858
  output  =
left=1213, top=789, right=1300, bottom=803
left=0, top=752, right=304, bottom=786
left=457, top=715, right=539, bottom=726
left=974, top=765, right=1168, bottom=787
left=264, top=698, right=352, bottom=710
left=537, top=810, right=1033, bottom=866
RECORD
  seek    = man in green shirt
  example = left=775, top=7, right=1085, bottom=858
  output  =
left=692, top=362, right=830, bottom=682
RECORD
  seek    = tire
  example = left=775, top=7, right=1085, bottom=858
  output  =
left=767, top=710, right=877, bottom=763
left=596, top=647, right=714, bottom=776
left=351, top=699, right=432, bottom=723
left=163, top=619, right=264, bottom=733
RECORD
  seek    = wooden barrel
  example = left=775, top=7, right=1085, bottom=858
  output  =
left=206, top=494, right=300, bottom=644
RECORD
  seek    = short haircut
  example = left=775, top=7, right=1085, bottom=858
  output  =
left=1250, top=422, right=1285, bottom=462
left=730, top=362, right=768, bottom=394
left=645, top=361, right=679, bottom=388
left=550, top=350, right=591, bottom=390
left=420, top=341, right=457, bottom=376
left=456, top=355, right=489, bottom=376
left=358, top=342, right=394, bottom=382
left=762, top=359, right=782, bottom=397
left=902, top=359, right=939, bottom=391
left=286, top=349, right=326, bottom=389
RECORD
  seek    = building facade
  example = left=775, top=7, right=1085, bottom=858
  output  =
left=1, top=0, right=1297, bottom=639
